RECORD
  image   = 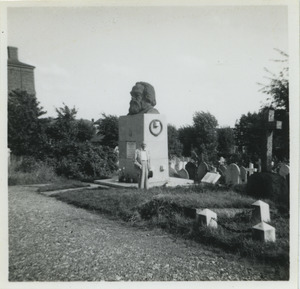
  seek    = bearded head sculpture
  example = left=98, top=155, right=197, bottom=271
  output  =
left=128, top=82, right=159, bottom=115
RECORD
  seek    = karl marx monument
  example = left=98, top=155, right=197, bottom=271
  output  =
left=118, top=82, right=169, bottom=186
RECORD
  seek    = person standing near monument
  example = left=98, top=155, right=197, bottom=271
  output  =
left=134, top=142, right=151, bottom=189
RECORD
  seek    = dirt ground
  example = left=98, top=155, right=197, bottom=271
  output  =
left=8, top=185, right=279, bottom=281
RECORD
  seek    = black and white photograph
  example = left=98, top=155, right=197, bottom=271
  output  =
left=0, top=0, right=299, bottom=288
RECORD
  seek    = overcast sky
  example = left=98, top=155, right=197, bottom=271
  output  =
left=7, top=5, right=288, bottom=128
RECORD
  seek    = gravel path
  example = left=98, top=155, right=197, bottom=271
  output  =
left=9, top=186, right=278, bottom=281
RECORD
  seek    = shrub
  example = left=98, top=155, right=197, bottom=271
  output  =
left=8, top=156, right=60, bottom=185
left=246, top=172, right=289, bottom=211
left=55, top=143, right=118, bottom=180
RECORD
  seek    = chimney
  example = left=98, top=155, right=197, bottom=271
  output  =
left=8, top=46, right=18, bottom=60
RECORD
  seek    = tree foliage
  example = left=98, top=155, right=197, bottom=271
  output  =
left=217, top=127, right=235, bottom=157
left=167, top=124, right=182, bottom=158
left=96, top=113, right=119, bottom=148
left=8, top=99, right=117, bottom=180
left=178, top=111, right=218, bottom=162
left=235, top=50, right=289, bottom=163
left=258, top=49, right=289, bottom=112
left=54, top=104, right=78, bottom=140
left=193, top=111, right=218, bottom=161
left=234, top=112, right=265, bottom=163
left=55, top=142, right=117, bottom=180
left=178, top=125, right=196, bottom=157
left=8, top=90, right=46, bottom=156
left=258, top=49, right=289, bottom=161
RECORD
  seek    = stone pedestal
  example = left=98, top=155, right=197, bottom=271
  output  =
left=119, top=114, right=169, bottom=186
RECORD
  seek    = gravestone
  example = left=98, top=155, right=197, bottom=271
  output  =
left=218, top=164, right=227, bottom=177
left=218, top=157, right=226, bottom=165
left=197, top=162, right=209, bottom=182
left=225, top=163, right=241, bottom=185
left=240, top=166, right=247, bottom=183
left=178, top=168, right=189, bottom=179
left=169, top=159, right=176, bottom=170
left=169, top=159, right=178, bottom=177
left=185, top=162, right=197, bottom=180
left=251, top=200, right=270, bottom=223
left=217, top=164, right=227, bottom=184
left=210, top=166, right=217, bottom=173
left=175, top=160, right=185, bottom=172
left=201, top=172, right=221, bottom=184
left=173, top=157, right=179, bottom=167
left=119, top=82, right=169, bottom=186
left=246, top=163, right=257, bottom=176
left=252, top=222, right=276, bottom=242
left=196, top=209, right=217, bottom=228
left=279, top=164, right=289, bottom=179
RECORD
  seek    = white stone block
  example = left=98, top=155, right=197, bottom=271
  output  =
left=196, top=209, right=217, bottom=228
left=201, top=172, right=221, bottom=184
left=252, top=222, right=276, bottom=242
left=251, top=200, right=270, bottom=223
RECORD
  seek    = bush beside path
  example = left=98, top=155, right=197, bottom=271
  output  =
left=9, top=186, right=279, bottom=281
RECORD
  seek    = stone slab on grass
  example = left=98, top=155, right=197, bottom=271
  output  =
left=201, top=172, right=221, bottom=184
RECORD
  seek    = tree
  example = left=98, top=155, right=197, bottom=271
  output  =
left=178, top=125, right=196, bottom=157
left=96, top=113, right=119, bottom=148
left=53, top=103, right=78, bottom=141
left=259, top=49, right=289, bottom=112
left=258, top=49, right=289, bottom=161
left=8, top=90, right=46, bottom=156
left=234, top=112, right=265, bottom=163
left=217, top=127, right=235, bottom=157
left=45, top=105, right=117, bottom=179
left=192, top=111, right=218, bottom=162
left=77, top=119, right=96, bottom=142
left=167, top=124, right=183, bottom=158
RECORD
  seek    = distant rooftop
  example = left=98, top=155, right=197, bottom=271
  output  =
left=7, top=46, right=35, bottom=69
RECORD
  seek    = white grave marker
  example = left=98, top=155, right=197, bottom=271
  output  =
left=201, top=172, right=221, bottom=184
left=196, top=209, right=217, bottom=228
left=246, top=163, right=257, bottom=176
left=251, top=200, right=270, bottom=223
left=252, top=222, right=276, bottom=242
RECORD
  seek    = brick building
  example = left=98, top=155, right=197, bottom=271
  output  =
left=7, top=46, right=36, bottom=95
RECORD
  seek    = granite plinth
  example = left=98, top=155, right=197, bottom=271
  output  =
left=118, top=114, right=169, bottom=185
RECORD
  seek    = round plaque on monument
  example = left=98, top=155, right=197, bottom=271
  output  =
left=149, top=119, right=163, bottom=136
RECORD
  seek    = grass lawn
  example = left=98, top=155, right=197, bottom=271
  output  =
left=49, top=184, right=289, bottom=279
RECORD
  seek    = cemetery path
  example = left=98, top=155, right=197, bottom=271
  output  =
left=9, top=186, right=278, bottom=281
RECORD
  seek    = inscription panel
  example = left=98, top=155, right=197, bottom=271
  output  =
left=126, top=142, right=136, bottom=159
